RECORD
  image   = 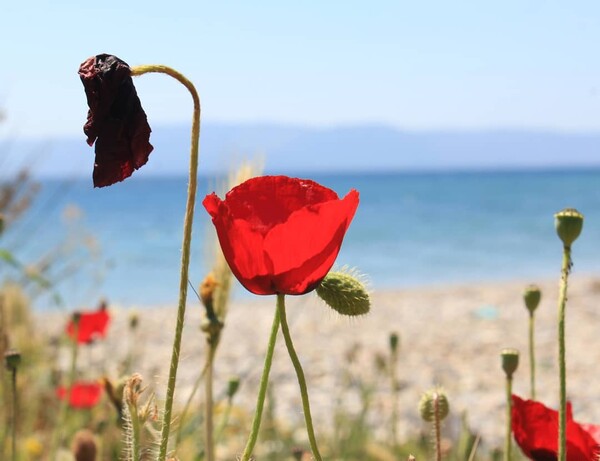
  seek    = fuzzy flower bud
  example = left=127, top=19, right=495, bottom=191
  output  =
left=523, top=285, right=541, bottom=314
left=419, top=388, right=449, bottom=422
left=71, top=429, right=97, bottom=461
left=501, top=348, right=519, bottom=379
left=554, top=208, right=584, bottom=248
left=316, top=270, right=370, bottom=316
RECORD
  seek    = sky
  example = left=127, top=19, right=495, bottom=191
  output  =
left=1, top=1, right=600, bottom=140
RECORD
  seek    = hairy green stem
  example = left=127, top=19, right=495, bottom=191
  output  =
left=504, top=377, right=513, bottom=461
left=127, top=401, right=141, bottom=461
left=240, top=306, right=281, bottom=461
left=278, top=294, right=323, bottom=461
left=131, top=65, right=201, bottom=461
left=528, top=312, right=536, bottom=400
left=557, top=246, right=571, bottom=461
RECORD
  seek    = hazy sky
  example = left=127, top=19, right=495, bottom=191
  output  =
left=2, top=1, right=600, bottom=139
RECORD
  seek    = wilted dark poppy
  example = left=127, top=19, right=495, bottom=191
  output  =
left=79, top=54, right=153, bottom=187
left=512, top=395, right=600, bottom=461
left=203, top=175, right=359, bottom=295
left=57, top=381, right=103, bottom=409
left=66, top=304, right=110, bottom=344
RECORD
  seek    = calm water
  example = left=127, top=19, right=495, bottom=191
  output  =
left=5, top=170, right=600, bottom=309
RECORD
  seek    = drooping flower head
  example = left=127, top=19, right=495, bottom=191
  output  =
left=203, top=175, right=359, bottom=295
left=66, top=302, right=110, bottom=344
left=79, top=54, right=153, bottom=187
left=56, top=381, right=103, bottom=409
left=512, top=395, right=600, bottom=461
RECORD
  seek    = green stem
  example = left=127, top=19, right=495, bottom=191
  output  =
left=49, top=322, right=79, bottom=460
left=240, top=306, right=281, bottom=461
left=504, top=377, right=513, bottom=461
left=390, top=349, right=399, bottom=447
left=529, top=312, right=536, bottom=400
left=277, top=294, right=323, bottom=461
left=557, top=246, right=571, bottom=461
left=205, top=346, right=216, bottom=461
left=434, top=395, right=441, bottom=461
left=10, top=367, right=16, bottom=461
left=130, top=65, right=201, bottom=461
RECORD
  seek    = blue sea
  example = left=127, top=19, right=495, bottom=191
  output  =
left=5, top=170, right=600, bottom=309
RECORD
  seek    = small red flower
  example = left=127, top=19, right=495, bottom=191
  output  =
left=79, top=54, right=153, bottom=187
left=203, top=175, right=359, bottom=295
left=66, top=303, right=110, bottom=344
left=57, top=381, right=103, bottom=409
left=512, top=395, right=600, bottom=461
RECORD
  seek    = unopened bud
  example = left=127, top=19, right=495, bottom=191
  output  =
left=523, top=285, right=541, bottom=314
left=129, top=311, right=139, bottom=330
left=419, top=388, right=449, bottom=422
left=555, top=208, right=584, bottom=247
left=4, top=350, right=21, bottom=371
left=316, top=270, right=370, bottom=316
left=71, top=429, right=97, bottom=461
left=227, top=377, right=240, bottom=399
left=501, top=348, right=519, bottom=379
left=389, top=332, right=399, bottom=353
left=0, top=213, right=4, bottom=235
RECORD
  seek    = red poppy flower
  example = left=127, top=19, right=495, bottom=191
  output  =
left=512, top=395, right=600, bottom=461
left=66, top=305, right=110, bottom=344
left=203, top=175, right=359, bottom=295
left=79, top=54, right=153, bottom=187
left=56, top=382, right=103, bottom=409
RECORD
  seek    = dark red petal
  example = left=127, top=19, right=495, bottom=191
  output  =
left=265, top=189, right=359, bottom=294
left=79, top=54, right=153, bottom=187
left=223, top=176, right=339, bottom=233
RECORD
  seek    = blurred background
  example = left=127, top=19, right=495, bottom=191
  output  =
left=2, top=1, right=600, bottom=309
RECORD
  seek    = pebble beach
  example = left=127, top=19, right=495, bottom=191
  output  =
left=37, top=274, right=600, bottom=450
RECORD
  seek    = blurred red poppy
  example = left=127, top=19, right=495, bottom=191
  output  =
left=66, top=304, right=110, bottom=344
left=512, top=395, right=600, bottom=461
left=79, top=54, right=153, bottom=187
left=203, top=175, right=359, bottom=295
left=57, top=382, right=103, bottom=409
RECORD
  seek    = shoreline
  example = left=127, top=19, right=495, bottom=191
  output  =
left=36, top=275, right=600, bottom=448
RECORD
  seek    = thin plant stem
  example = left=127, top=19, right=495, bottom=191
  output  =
left=557, top=246, right=571, bottom=461
left=277, top=294, right=323, bottom=461
left=205, top=346, right=216, bottom=461
left=240, top=307, right=281, bottom=461
left=529, top=312, right=536, bottom=400
left=504, top=376, right=513, bottom=461
left=434, top=396, right=441, bottom=461
left=130, top=64, right=201, bottom=461
left=390, top=348, right=399, bottom=447
left=49, top=322, right=79, bottom=461
left=175, top=366, right=205, bottom=446
left=10, top=366, right=16, bottom=461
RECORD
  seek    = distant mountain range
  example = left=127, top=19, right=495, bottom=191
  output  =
left=2, top=122, right=600, bottom=178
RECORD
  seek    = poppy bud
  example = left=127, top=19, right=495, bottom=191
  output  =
left=71, top=429, right=97, bottom=461
left=129, top=311, right=139, bottom=330
left=554, top=208, right=584, bottom=248
left=316, top=270, right=370, bottom=316
left=4, top=349, right=21, bottom=371
left=501, top=348, right=519, bottom=379
left=523, top=285, right=541, bottom=314
left=419, top=388, right=449, bottom=422
left=389, top=332, right=400, bottom=353
left=227, top=377, right=240, bottom=400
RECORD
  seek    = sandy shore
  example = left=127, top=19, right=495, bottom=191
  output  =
left=36, top=274, right=600, bottom=449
